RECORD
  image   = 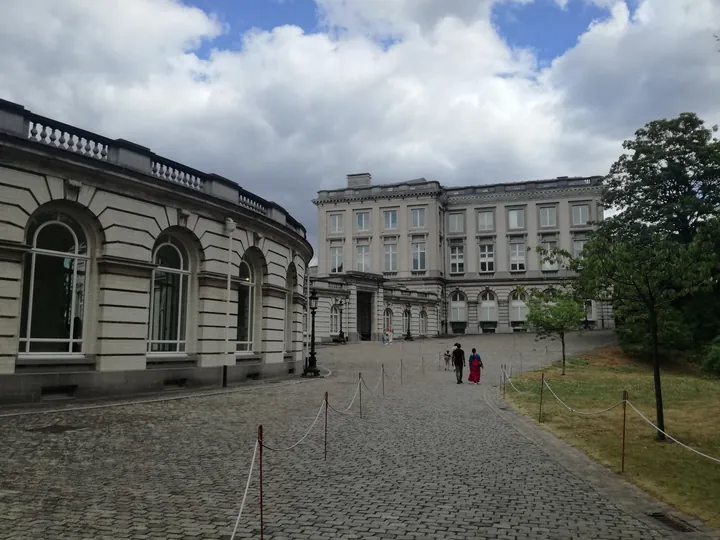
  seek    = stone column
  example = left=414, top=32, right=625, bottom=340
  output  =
left=375, top=287, right=384, bottom=341
left=348, top=284, right=358, bottom=342
left=467, top=299, right=478, bottom=334
left=261, top=284, right=288, bottom=364
left=497, top=299, right=512, bottom=333
left=0, top=246, right=23, bottom=374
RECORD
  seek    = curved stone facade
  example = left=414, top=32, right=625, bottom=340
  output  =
left=0, top=99, right=312, bottom=403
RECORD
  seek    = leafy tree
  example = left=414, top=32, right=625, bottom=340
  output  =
left=525, top=289, right=586, bottom=376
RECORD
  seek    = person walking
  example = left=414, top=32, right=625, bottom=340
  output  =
left=468, top=348, right=483, bottom=384
left=443, top=350, right=451, bottom=371
left=452, top=343, right=465, bottom=384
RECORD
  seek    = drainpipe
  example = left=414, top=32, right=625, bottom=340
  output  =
left=224, top=218, right=236, bottom=385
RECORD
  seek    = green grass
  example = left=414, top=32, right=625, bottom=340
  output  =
left=506, top=346, right=720, bottom=528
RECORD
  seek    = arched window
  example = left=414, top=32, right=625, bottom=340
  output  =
left=450, top=291, right=467, bottom=322
left=383, top=308, right=393, bottom=332
left=480, top=291, right=497, bottom=321
left=403, top=309, right=411, bottom=334
left=20, top=212, right=88, bottom=353
left=509, top=290, right=528, bottom=322
left=237, top=259, right=255, bottom=352
left=419, top=310, right=428, bottom=336
left=330, top=305, right=340, bottom=334
left=285, top=265, right=297, bottom=352
left=148, top=234, right=190, bottom=353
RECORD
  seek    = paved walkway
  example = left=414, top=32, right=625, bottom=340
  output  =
left=0, top=331, right=716, bottom=539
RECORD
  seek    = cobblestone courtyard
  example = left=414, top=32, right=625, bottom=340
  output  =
left=1, top=331, right=716, bottom=539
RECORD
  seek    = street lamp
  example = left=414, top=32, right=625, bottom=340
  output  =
left=405, top=303, right=413, bottom=341
left=303, top=288, right=320, bottom=377
left=337, top=299, right=345, bottom=343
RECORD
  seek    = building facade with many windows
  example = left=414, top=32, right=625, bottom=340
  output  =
left=0, top=99, right=312, bottom=403
left=311, top=173, right=612, bottom=342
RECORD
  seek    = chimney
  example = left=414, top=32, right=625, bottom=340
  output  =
left=347, top=173, right=372, bottom=188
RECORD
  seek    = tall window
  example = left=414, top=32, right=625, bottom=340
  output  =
left=448, top=213, right=464, bottom=233
left=419, top=311, right=428, bottom=335
left=285, top=265, right=297, bottom=353
left=478, top=244, right=494, bottom=273
left=383, top=210, right=398, bottom=230
left=329, top=213, right=344, bottom=233
left=572, top=204, right=590, bottom=226
left=477, top=211, right=494, bottom=232
left=384, top=244, right=398, bottom=272
left=403, top=309, right=411, bottom=333
left=356, top=245, right=370, bottom=272
left=411, top=207, right=426, bottom=228
left=148, top=234, right=190, bottom=353
left=508, top=208, right=525, bottom=230
left=356, top=212, right=370, bottom=232
left=510, top=291, right=528, bottom=321
left=330, top=246, right=343, bottom=273
left=412, top=242, right=426, bottom=270
left=330, top=305, right=340, bottom=334
left=573, top=239, right=587, bottom=259
left=585, top=300, right=595, bottom=320
left=450, top=292, right=467, bottom=321
left=383, top=308, right=393, bottom=332
left=479, top=291, right=497, bottom=321
left=510, top=241, right=526, bottom=272
left=541, top=239, right=559, bottom=271
left=539, top=206, right=557, bottom=228
left=236, top=259, right=255, bottom=352
left=450, top=245, right=464, bottom=273
left=20, top=212, right=88, bottom=354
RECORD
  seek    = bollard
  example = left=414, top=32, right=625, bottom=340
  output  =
left=258, top=425, right=264, bottom=540
left=324, top=392, right=328, bottom=461
left=621, top=390, right=628, bottom=473
left=359, top=372, right=362, bottom=419
left=382, top=364, right=385, bottom=397
left=539, top=373, right=544, bottom=423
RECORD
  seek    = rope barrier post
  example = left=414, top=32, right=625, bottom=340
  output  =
left=421, top=355, right=425, bottom=378
left=358, top=373, right=362, bottom=419
left=503, top=364, right=506, bottom=399
left=539, top=373, right=544, bottom=423
left=382, top=364, right=385, bottom=397
left=324, top=392, right=328, bottom=461
left=520, top=352, right=523, bottom=374
left=400, top=358, right=403, bottom=385
left=621, top=390, right=628, bottom=473
left=258, top=425, right=264, bottom=540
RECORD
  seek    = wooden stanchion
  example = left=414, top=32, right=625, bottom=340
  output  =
left=324, top=392, right=328, bottom=461
left=382, top=364, right=385, bottom=397
left=358, top=373, right=362, bottom=419
left=258, top=425, right=264, bottom=540
left=503, top=364, right=506, bottom=399
left=621, top=390, right=628, bottom=473
left=539, top=373, right=544, bottom=423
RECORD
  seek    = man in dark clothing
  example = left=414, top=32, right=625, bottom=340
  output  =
left=452, top=343, right=465, bottom=384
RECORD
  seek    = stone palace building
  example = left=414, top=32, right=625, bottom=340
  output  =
left=0, top=99, right=312, bottom=403
left=310, top=173, right=613, bottom=342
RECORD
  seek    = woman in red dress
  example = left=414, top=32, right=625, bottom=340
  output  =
left=468, top=348, right=483, bottom=384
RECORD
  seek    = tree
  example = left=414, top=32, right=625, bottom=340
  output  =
left=525, top=289, right=586, bottom=376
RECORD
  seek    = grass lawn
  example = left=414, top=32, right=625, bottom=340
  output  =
left=505, top=346, right=720, bottom=528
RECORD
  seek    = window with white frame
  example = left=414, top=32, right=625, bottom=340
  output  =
left=572, top=238, right=587, bottom=259
left=541, top=239, right=559, bottom=271
left=419, top=311, right=428, bottom=335
left=148, top=234, right=191, bottom=353
left=411, top=207, right=426, bottom=228
left=509, top=241, right=526, bottom=272
left=330, top=305, right=340, bottom=334
left=448, top=213, right=465, bottom=233
left=330, top=246, right=343, bottom=273
left=450, top=245, right=465, bottom=273
left=509, top=291, right=528, bottom=321
left=329, top=213, right=344, bottom=234
left=450, top=292, right=467, bottom=321
left=539, top=206, right=557, bottom=228
left=477, top=210, right=494, bottom=232
left=356, top=244, right=370, bottom=272
left=508, top=208, right=525, bottom=230
left=412, top=242, right=426, bottom=270
left=236, top=259, right=256, bottom=352
left=478, top=244, right=494, bottom=273
left=356, top=212, right=370, bottom=232
left=384, top=243, right=397, bottom=272
left=383, top=308, right=393, bottom=332
left=479, top=291, right=497, bottom=321
left=19, top=212, right=89, bottom=354
left=383, top=209, right=398, bottom=230
left=572, top=204, right=590, bottom=226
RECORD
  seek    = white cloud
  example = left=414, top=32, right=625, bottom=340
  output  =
left=0, top=0, right=718, bottom=253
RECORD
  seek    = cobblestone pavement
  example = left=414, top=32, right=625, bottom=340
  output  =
left=1, top=331, right=716, bottom=539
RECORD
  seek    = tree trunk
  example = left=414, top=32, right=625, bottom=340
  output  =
left=650, top=309, right=666, bottom=441
left=561, top=333, right=566, bottom=376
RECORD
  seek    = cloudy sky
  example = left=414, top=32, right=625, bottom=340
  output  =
left=0, top=0, right=719, bottom=256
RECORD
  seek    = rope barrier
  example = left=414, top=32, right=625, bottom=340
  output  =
left=261, top=401, right=325, bottom=451
left=626, top=400, right=720, bottom=465
left=229, top=440, right=259, bottom=540
left=501, top=366, right=528, bottom=395
left=361, top=371, right=383, bottom=394
left=327, top=380, right=360, bottom=415
left=543, top=379, right=625, bottom=416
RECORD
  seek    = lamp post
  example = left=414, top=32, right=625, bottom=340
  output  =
left=405, top=303, right=413, bottom=341
left=338, top=299, right=345, bottom=343
left=303, top=288, right=320, bottom=377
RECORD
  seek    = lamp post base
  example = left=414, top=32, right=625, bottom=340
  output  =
left=302, top=354, right=321, bottom=377
left=404, top=334, right=414, bottom=341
